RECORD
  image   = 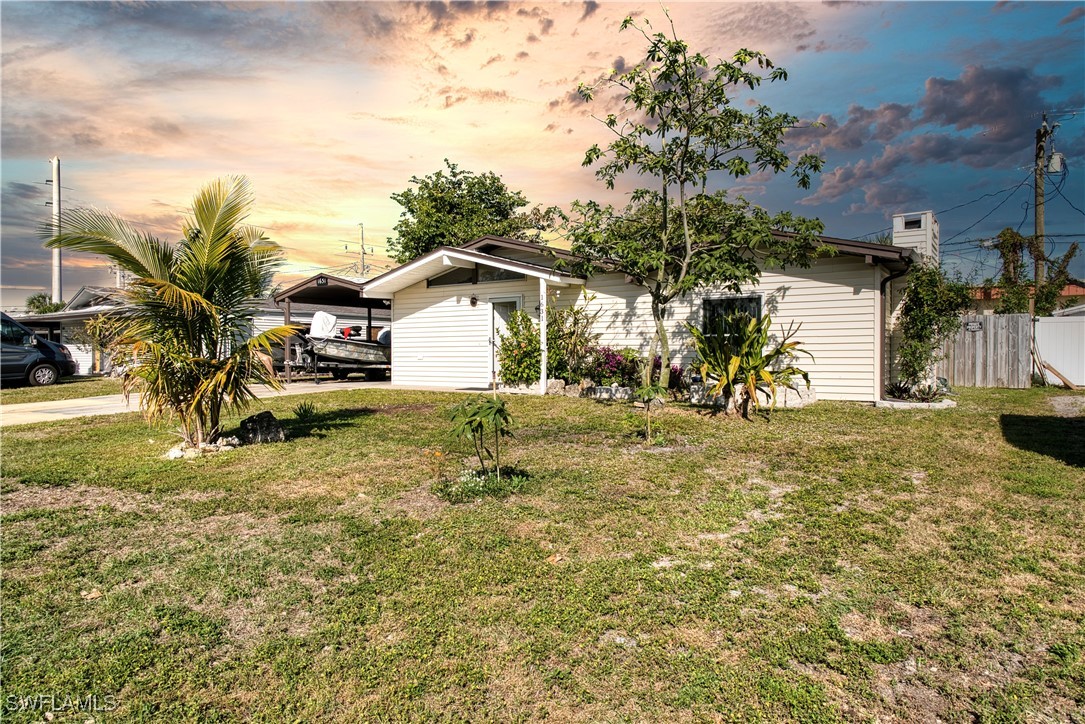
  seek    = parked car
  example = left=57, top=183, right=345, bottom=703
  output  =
left=1, top=312, right=78, bottom=386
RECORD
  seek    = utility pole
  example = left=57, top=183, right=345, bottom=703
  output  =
left=359, top=223, right=368, bottom=278
left=344, top=223, right=372, bottom=277
left=1032, top=114, right=1053, bottom=315
left=49, top=156, right=62, bottom=303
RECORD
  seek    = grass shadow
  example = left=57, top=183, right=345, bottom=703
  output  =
left=1000, top=414, right=1084, bottom=468
left=281, top=406, right=377, bottom=439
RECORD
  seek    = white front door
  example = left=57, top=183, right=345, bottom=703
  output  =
left=490, top=298, right=520, bottom=383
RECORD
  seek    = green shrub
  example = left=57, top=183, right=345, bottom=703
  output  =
left=581, top=346, right=641, bottom=387
left=546, top=291, right=601, bottom=380
left=884, top=381, right=912, bottom=401
left=897, top=264, right=971, bottom=386
left=496, top=311, right=541, bottom=385
left=496, top=293, right=602, bottom=384
left=910, top=383, right=942, bottom=403
left=292, top=400, right=318, bottom=422
left=686, top=313, right=811, bottom=418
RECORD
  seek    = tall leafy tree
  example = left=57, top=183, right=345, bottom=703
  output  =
left=387, top=159, right=555, bottom=263
left=570, top=12, right=826, bottom=388
left=988, top=227, right=1079, bottom=316
left=44, top=176, right=296, bottom=446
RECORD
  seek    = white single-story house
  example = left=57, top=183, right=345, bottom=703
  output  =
left=361, top=211, right=939, bottom=402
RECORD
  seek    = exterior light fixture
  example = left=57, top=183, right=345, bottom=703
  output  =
left=470, top=295, right=478, bottom=307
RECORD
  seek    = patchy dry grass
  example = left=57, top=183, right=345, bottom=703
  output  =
left=0, top=387, right=1082, bottom=722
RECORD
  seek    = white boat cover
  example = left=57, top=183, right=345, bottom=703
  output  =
left=310, top=311, right=338, bottom=338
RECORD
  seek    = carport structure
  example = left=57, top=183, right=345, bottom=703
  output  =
left=273, top=273, right=391, bottom=382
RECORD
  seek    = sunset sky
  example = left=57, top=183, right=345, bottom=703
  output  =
left=2, top=1, right=1083, bottom=310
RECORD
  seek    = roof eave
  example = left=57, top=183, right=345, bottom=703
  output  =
left=361, top=246, right=584, bottom=299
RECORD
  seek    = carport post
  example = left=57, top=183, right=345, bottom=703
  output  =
left=283, top=298, right=292, bottom=383
left=539, top=277, right=547, bottom=396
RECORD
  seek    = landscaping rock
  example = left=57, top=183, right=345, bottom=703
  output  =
left=546, top=378, right=566, bottom=396
left=164, top=434, right=243, bottom=459
left=875, top=398, right=956, bottom=410
left=239, top=411, right=286, bottom=444
left=689, top=384, right=816, bottom=411
left=564, top=383, right=582, bottom=397
left=584, top=385, right=633, bottom=401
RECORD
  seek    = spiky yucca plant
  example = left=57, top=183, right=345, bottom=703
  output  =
left=686, top=313, right=812, bottom=418
left=45, top=176, right=297, bottom=445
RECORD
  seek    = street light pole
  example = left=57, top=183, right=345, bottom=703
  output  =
left=50, top=156, right=62, bottom=303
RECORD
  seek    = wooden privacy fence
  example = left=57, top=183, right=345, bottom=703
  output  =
left=936, top=314, right=1031, bottom=388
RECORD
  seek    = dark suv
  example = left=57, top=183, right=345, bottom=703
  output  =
left=1, top=312, right=78, bottom=386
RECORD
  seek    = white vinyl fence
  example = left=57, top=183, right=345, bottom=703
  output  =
left=1035, top=316, right=1085, bottom=386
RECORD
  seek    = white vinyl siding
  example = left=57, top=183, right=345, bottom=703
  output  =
left=392, top=278, right=542, bottom=389
left=578, top=256, right=880, bottom=401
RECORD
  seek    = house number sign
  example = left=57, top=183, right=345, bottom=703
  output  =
left=316, top=276, right=328, bottom=286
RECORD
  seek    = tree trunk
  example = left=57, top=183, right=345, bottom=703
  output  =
left=652, top=299, right=672, bottom=390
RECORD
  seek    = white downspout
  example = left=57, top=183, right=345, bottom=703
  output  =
left=539, top=277, right=548, bottom=395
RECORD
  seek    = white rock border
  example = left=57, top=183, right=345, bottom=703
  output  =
left=875, top=398, right=957, bottom=410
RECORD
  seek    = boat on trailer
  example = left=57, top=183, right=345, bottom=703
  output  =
left=301, top=311, right=390, bottom=377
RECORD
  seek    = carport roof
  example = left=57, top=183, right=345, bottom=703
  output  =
left=273, top=273, right=389, bottom=309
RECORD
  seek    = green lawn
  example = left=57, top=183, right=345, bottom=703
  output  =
left=0, top=375, right=122, bottom=405
left=1, top=388, right=1082, bottom=721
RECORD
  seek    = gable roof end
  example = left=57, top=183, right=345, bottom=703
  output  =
left=361, top=246, right=585, bottom=299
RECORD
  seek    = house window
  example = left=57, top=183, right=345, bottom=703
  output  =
left=427, top=265, right=526, bottom=287
left=427, top=267, right=476, bottom=287
left=703, top=296, right=762, bottom=332
left=478, top=266, right=524, bottom=283
left=903, top=216, right=923, bottom=230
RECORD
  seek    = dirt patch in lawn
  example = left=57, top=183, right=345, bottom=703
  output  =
left=1049, top=395, right=1085, bottom=417
left=379, top=485, right=448, bottom=520
left=0, top=482, right=165, bottom=515
left=373, top=403, right=438, bottom=416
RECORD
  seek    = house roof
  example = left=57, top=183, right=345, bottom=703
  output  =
left=274, top=273, right=365, bottom=304
left=361, top=246, right=585, bottom=299
left=1054, top=303, right=1085, bottom=317
left=772, top=231, right=918, bottom=271
left=458, top=232, right=918, bottom=273
left=973, top=282, right=1085, bottom=300
left=64, top=285, right=126, bottom=311
left=459, top=235, right=579, bottom=262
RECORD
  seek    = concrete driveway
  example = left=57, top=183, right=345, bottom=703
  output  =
left=0, top=379, right=392, bottom=427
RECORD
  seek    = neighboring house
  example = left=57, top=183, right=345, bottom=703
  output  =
left=1053, top=303, right=1085, bottom=317
left=361, top=211, right=936, bottom=402
left=10, top=286, right=125, bottom=373
left=971, top=281, right=1085, bottom=314
left=12, top=276, right=390, bottom=375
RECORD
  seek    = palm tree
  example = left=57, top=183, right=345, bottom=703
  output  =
left=45, top=176, right=297, bottom=446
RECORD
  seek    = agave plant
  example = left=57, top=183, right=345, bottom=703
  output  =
left=44, top=176, right=298, bottom=445
left=686, top=313, right=812, bottom=418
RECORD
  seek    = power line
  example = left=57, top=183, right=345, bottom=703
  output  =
left=1049, top=167, right=1084, bottom=217
left=940, top=172, right=1035, bottom=246
left=858, top=169, right=1035, bottom=240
